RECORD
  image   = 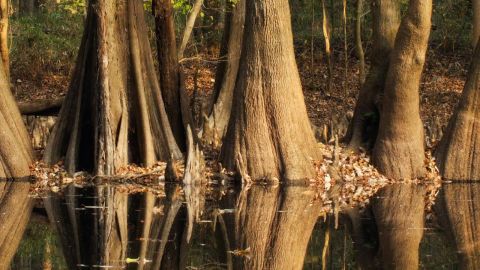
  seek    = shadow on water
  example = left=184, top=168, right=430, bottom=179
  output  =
left=7, top=180, right=480, bottom=269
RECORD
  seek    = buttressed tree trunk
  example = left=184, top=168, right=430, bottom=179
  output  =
left=220, top=0, right=320, bottom=181
left=44, top=0, right=182, bottom=176
left=0, top=9, right=33, bottom=265
left=346, top=0, right=400, bottom=149
left=153, top=0, right=186, bottom=151
left=435, top=38, right=480, bottom=181
left=373, top=0, right=431, bottom=180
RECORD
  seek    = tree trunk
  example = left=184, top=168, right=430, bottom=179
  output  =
left=0, top=0, right=8, bottom=79
left=210, top=0, right=234, bottom=106
left=435, top=38, right=480, bottom=181
left=220, top=0, right=320, bottom=181
left=373, top=0, right=431, bottom=180
left=473, top=0, right=480, bottom=48
left=44, top=0, right=182, bottom=176
left=153, top=0, right=186, bottom=151
left=372, top=184, right=425, bottom=270
left=345, top=0, right=400, bottom=149
left=0, top=0, right=33, bottom=264
left=355, top=0, right=365, bottom=84
left=44, top=185, right=129, bottom=269
left=233, top=186, right=320, bottom=270
left=202, top=0, right=245, bottom=145
left=435, top=183, right=480, bottom=270
left=177, top=0, right=204, bottom=60
left=19, top=0, right=35, bottom=15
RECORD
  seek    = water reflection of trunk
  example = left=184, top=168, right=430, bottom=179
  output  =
left=435, top=184, right=480, bottom=270
left=44, top=185, right=128, bottom=269
left=0, top=181, right=32, bottom=270
left=232, top=185, right=320, bottom=270
left=372, top=184, right=426, bottom=270
left=44, top=184, right=196, bottom=269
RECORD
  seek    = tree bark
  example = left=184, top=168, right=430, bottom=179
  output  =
left=220, top=0, right=320, bottom=181
left=373, top=0, right=431, bottom=180
left=345, top=0, right=400, bottom=149
left=153, top=0, right=186, bottom=151
left=0, top=2, right=33, bottom=264
left=435, top=37, right=480, bottom=181
left=44, top=0, right=182, bottom=176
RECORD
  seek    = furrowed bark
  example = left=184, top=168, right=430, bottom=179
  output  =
left=44, top=0, right=182, bottom=176
left=220, top=0, right=320, bottom=181
left=373, top=0, right=431, bottom=179
left=435, top=37, right=480, bottom=181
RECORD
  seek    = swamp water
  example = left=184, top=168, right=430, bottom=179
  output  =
left=8, top=182, right=478, bottom=269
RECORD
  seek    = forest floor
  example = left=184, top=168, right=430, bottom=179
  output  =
left=12, top=45, right=469, bottom=135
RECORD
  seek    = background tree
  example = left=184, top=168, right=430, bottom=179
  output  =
left=435, top=37, right=480, bottom=181
left=153, top=0, right=186, bottom=151
left=473, top=0, right=480, bottom=48
left=202, top=0, right=245, bottom=145
left=345, top=0, right=401, bottom=149
left=373, top=0, right=432, bottom=179
left=44, top=0, right=182, bottom=176
left=220, top=0, right=320, bottom=181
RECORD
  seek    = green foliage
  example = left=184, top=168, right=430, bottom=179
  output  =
left=10, top=5, right=84, bottom=80
left=56, top=0, right=86, bottom=15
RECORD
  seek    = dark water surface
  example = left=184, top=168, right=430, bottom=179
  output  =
left=9, top=182, right=479, bottom=269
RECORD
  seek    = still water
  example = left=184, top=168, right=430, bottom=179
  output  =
left=7, top=182, right=478, bottom=269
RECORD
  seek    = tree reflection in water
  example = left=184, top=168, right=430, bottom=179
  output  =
left=10, top=181, right=480, bottom=269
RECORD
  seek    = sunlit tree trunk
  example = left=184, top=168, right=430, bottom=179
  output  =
left=435, top=37, right=480, bottom=181
left=373, top=0, right=431, bottom=179
left=220, top=0, right=320, bottom=181
left=0, top=0, right=33, bottom=264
